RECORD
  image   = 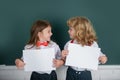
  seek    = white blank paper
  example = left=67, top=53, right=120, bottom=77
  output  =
left=65, top=43, right=100, bottom=70
left=23, top=48, right=55, bottom=71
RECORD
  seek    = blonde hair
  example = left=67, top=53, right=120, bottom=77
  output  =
left=67, top=16, right=97, bottom=46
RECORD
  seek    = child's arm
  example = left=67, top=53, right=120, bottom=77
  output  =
left=15, top=59, right=25, bottom=69
left=93, top=42, right=108, bottom=64
left=53, top=49, right=69, bottom=67
left=53, top=59, right=64, bottom=68
left=99, top=55, right=108, bottom=64
left=53, top=50, right=68, bottom=68
left=61, top=50, right=69, bottom=60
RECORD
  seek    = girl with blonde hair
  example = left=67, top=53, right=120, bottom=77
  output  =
left=62, top=16, right=107, bottom=80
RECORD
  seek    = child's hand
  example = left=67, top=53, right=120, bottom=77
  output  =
left=15, top=59, right=25, bottom=69
left=99, top=56, right=107, bottom=64
left=53, top=59, right=64, bottom=68
left=62, top=50, right=69, bottom=59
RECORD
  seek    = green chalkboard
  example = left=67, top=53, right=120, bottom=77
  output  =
left=0, top=0, right=120, bottom=65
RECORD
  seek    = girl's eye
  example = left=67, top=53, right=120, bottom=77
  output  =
left=48, top=31, right=51, bottom=33
left=69, top=29, right=72, bottom=31
left=69, top=28, right=72, bottom=30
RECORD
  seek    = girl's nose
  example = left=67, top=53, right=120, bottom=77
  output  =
left=51, top=32, right=53, bottom=36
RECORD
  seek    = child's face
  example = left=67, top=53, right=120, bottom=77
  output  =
left=38, top=26, right=52, bottom=42
left=68, top=27, right=75, bottom=39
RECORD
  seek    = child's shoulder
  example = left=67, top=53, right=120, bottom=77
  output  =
left=91, top=41, right=99, bottom=47
left=63, top=40, right=72, bottom=49
left=24, top=44, right=34, bottom=49
left=49, top=40, right=58, bottom=46
left=65, top=40, right=73, bottom=44
left=49, top=41, right=60, bottom=49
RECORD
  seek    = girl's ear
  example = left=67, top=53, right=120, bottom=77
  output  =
left=38, top=32, right=42, bottom=36
left=37, top=32, right=42, bottom=40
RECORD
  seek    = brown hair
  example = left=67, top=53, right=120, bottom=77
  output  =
left=27, top=20, right=51, bottom=46
left=67, top=16, right=97, bottom=46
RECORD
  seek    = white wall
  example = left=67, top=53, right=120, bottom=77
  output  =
left=0, top=65, right=120, bottom=80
